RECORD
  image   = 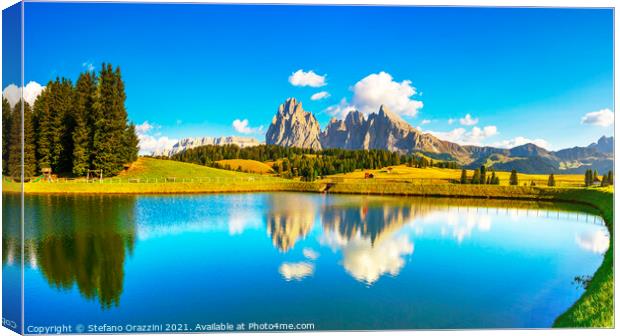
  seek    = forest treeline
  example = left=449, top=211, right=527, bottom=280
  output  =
left=168, top=144, right=459, bottom=181
left=2, top=63, right=139, bottom=179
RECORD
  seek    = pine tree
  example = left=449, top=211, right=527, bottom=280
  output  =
left=509, top=169, right=518, bottom=186
left=480, top=165, right=486, bottom=184
left=601, top=174, right=608, bottom=187
left=593, top=170, right=599, bottom=183
left=72, top=72, right=96, bottom=176
left=91, top=64, right=132, bottom=176
left=547, top=174, right=555, bottom=187
left=490, top=171, right=497, bottom=185
left=2, top=97, right=12, bottom=174
left=8, top=101, right=22, bottom=179
left=120, top=123, right=139, bottom=164
left=471, top=169, right=480, bottom=184
left=585, top=169, right=593, bottom=187
left=607, top=171, right=613, bottom=185
left=53, top=78, right=75, bottom=173
left=34, top=84, right=53, bottom=171
left=460, top=169, right=467, bottom=184
left=23, top=102, right=36, bottom=179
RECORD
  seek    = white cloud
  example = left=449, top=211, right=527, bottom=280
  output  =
left=575, top=229, right=610, bottom=254
left=325, top=98, right=356, bottom=119
left=82, top=62, right=95, bottom=72
left=288, top=69, right=327, bottom=87
left=459, top=113, right=478, bottom=126
left=228, top=210, right=261, bottom=235
left=3, top=81, right=45, bottom=106
left=135, top=121, right=154, bottom=134
left=341, top=235, right=414, bottom=285
left=302, top=248, right=319, bottom=260
left=428, top=125, right=498, bottom=146
left=232, top=119, right=264, bottom=134
left=421, top=119, right=431, bottom=125
left=448, top=118, right=455, bottom=125
left=279, top=262, right=314, bottom=281
left=350, top=71, right=423, bottom=117
left=135, top=121, right=178, bottom=155
left=581, top=108, right=614, bottom=127
left=492, top=136, right=550, bottom=149
left=414, top=210, right=493, bottom=243
left=310, top=91, right=330, bottom=101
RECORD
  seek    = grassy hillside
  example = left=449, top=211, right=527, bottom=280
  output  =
left=328, top=164, right=584, bottom=187
left=215, top=159, right=274, bottom=174
left=5, top=158, right=319, bottom=194
left=120, top=157, right=244, bottom=179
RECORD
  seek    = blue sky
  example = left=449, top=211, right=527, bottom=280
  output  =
left=6, top=3, right=615, bottom=152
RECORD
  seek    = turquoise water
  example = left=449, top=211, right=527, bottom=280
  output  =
left=2, top=193, right=609, bottom=331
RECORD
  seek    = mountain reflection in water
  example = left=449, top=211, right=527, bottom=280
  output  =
left=3, top=193, right=608, bottom=312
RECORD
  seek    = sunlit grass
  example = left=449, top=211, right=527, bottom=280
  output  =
left=328, top=164, right=585, bottom=186
left=215, top=159, right=274, bottom=174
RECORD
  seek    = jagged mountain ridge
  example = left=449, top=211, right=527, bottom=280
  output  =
left=265, top=98, right=613, bottom=174
left=266, top=98, right=472, bottom=162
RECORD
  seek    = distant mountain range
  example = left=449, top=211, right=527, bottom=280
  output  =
left=155, top=98, right=612, bottom=174
left=154, top=136, right=262, bottom=156
left=265, top=98, right=613, bottom=174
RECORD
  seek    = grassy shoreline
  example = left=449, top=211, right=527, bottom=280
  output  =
left=2, top=180, right=321, bottom=195
left=2, top=178, right=613, bottom=327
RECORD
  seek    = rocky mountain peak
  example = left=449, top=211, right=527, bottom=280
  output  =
left=588, top=135, right=613, bottom=154
left=344, top=110, right=366, bottom=126
left=373, top=105, right=411, bottom=130
left=278, top=97, right=304, bottom=116
left=266, top=98, right=322, bottom=150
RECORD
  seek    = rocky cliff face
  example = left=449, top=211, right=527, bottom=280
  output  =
left=154, top=136, right=261, bottom=156
left=265, top=98, right=322, bottom=150
left=319, top=105, right=471, bottom=161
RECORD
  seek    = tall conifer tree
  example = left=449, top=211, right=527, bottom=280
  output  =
left=72, top=72, right=96, bottom=176
left=8, top=101, right=22, bottom=178
left=480, top=165, right=486, bottom=184
left=460, top=169, right=467, bottom=184
left=2, top=97, right=12, bottom=174
left=34, top=84, right=52, bottom=170
left=509, top=169, right=519, bottom=186
left=23, top=102, right=37, bottom=178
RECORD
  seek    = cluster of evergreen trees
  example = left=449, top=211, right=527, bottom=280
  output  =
left=584, top=169, right=613, bottom=187
left=169, top=144, right=460, bottom=181
left=459, top=166, right=500, bottom=184
left=405, top=155, right=459, bottom=169
left=2, top=64, right=139, bottom=179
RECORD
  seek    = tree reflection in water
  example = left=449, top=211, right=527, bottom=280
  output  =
left=3, top=194, right=137, bottom=309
